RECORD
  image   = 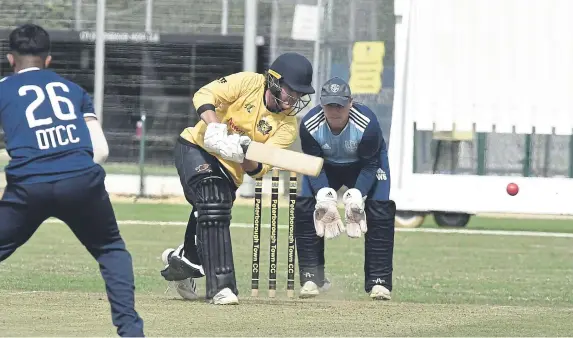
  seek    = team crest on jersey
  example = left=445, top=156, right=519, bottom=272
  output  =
left=244, top=103, right=255, bottom=113
left=344, top=140, right=358, bottom=152
left=257, top=118, right=272, bottom=135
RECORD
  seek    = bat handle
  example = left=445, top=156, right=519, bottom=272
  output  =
left=241, top=143, right=249, bottom=154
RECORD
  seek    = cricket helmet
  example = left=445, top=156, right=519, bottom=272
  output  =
left=266, top=52, right=315, bottom=115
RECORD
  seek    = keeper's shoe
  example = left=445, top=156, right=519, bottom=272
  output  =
left=369, top=285, right=391, bottom=301
left=299, top=278, right=332, bottom=299
left=211, top=287, right=239, bottom=305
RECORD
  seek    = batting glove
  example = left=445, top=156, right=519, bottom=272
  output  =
left=313, top=187, right=345, bottom=239
left=216, top=134, right=251, bottom=163
left=342, top=188, right=367, bottom=238
left=203, top=122, right=229, bottom=154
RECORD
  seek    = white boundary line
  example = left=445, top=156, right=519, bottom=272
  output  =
left=43, top=219, right=573, bottom=238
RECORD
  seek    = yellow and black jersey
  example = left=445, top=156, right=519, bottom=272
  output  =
left=180, top=72, right=298, bottom=187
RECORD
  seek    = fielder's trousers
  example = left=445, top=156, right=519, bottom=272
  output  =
left=0, top=166, right=144, bottom=337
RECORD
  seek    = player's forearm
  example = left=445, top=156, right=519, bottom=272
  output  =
left=309, top=169, right=329, bottom=194
left=354, top=165, right=378, bottom=196
left=199, top=109, right=219, bottom=124
left=241, top=159, right=260, bottom=172
left=86, top=118, right=109, bottom=164
left=243, top=159, right=264, bottom=179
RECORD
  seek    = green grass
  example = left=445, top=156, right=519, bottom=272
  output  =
left=101, top=162, right=177, bottom=175
left=0, top=157, right=177, bottom=176
left=107, top=201, right=573, bottom=233
left=424, top=215, right=573, bottom=233
left=1, top=202, right=573, bottom=336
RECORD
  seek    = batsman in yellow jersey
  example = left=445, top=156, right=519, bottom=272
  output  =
left=159, top=52, right=315, bottom=305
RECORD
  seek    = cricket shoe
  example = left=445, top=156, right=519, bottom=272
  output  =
left=165, top=277, right=199, bottom=301
left=299, top=278, right=332, bottom=299
left=370, top=285, right=391, bottom=301
left=211, top=287, right=239, bottom=305
left=160, top=245, right=205, bottom=281
left=160, top=246, right=202, bottom=300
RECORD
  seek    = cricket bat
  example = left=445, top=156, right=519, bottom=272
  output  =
left=243, top=141, right=324, bottom=177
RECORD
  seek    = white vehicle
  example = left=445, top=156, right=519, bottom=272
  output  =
left=391, top=0, right=573, bottom=227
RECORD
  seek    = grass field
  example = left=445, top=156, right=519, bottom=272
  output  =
left=1, top=202, right=573, bottom=336
left=0, top=155, right=177, bottom=176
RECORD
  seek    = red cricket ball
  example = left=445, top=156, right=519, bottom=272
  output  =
left=507, top=182, right=519, bottom=196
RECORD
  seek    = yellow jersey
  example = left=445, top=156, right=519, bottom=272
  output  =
left=180, top=72, right=298, bottom=187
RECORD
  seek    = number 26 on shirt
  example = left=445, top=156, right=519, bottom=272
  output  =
left=19, top=81, right=80, bottom=150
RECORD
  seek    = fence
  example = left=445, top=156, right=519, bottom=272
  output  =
left=0, top=0, right=395, bottom=197
left=403, top=0, right=571, bottom=179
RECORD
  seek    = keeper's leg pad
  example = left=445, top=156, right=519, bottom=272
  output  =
left=194, top=176, right=238, bottom=299
left=364, top=200, right=396, bottom=293
left=294, top=196, right=326, bottom=286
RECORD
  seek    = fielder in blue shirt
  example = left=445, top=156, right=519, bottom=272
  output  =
left=295, top=77, right=396, bottom=300
left=0, top=24, right=144, bottom=336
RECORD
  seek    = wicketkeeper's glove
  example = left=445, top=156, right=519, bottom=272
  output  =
left=313, top=187, right=345, bottom=239
left=342, top=188, right=367, bottom=238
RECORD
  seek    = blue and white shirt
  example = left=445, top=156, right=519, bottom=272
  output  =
left=299, top=102, right=387, bottom=196
left=0, top=67, right=97, bottom=183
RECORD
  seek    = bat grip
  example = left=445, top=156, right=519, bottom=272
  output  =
left=241, top=143, right=249, bottom=154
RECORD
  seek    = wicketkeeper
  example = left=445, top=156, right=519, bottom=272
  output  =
left=295, top=77, right=396, bottom=300
left=160, top=52, right=315, bottom=305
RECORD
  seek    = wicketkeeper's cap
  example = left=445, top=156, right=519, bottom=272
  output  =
left=320, top=77, right=352, bottom=106
left=268, top=52, right=315, bottom=95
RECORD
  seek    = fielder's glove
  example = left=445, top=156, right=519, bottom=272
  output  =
left=313, top=187, right=345, bottom=239
left=342, top=188, right=367, bottom=238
